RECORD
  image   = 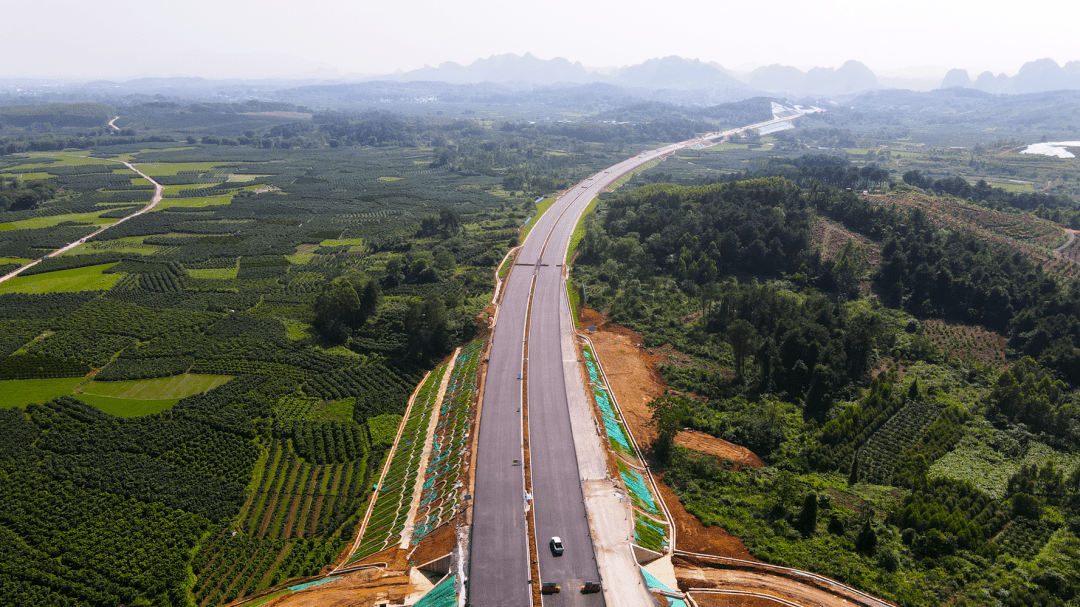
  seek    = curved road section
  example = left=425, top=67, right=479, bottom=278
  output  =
left=468, top=143, right=681, bottom=606
left=468, top=111, right=813, bottom=605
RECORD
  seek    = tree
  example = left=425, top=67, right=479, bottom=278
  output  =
left=314, top=281, right=361, bottom=343
left=726, top=319, right=758, bottom=381
left=855, top=519, right=878, bottom=555
left=797, top=492, right=818, bottom=536
left=648, top=395, right=690, bottom=461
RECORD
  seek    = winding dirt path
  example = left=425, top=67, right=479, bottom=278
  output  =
left=108, top=116, right=120, bottom=131
left=1055, top=228, right=1079, bottom=266
left=0, top=158, right=164, bottom=285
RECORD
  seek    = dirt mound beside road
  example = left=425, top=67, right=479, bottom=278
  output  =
left=673, top=431, right=764, bottom=470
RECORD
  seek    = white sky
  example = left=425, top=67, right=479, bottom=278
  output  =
left=3, top=0, right=1075, bottom=80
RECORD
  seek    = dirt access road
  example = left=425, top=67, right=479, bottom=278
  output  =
left=0, top=158, right=164, bottom=285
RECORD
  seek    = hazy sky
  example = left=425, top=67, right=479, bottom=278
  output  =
left=3, top=0, right=1075, bottom=80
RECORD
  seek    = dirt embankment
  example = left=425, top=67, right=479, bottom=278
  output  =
left=582, top=307, right=894, bottom=607
left=577, top=307, right=760, bottom=560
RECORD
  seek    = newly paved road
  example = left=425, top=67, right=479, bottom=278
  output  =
left=469, top=116, right=798, bottom=604
left=468, top=147, right=677, bottom=605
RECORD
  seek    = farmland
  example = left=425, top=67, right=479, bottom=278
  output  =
left=0, top=263, right=123, bottom=294
left=0, top=105, right=574, bottom=606
left=2, top=89, right=1080, bottom=607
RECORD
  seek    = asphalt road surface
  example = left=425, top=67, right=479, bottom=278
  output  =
left=469, top=121, right=793, bottom=604
left=468, top=144, right=680, bottom=605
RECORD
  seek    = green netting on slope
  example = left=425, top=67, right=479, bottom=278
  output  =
left=587, top=347, right=635, bottom=451
left=288, top=576, right=342, bottom=592
left=620, top=467, right=660, bottom=515
left=413, top=574, right=456, bottom=607
left=593, top=386, right=634, bottom=453
left=634, top=513, right=669, bottom=551
left=639, top=567, right=685, bottom=606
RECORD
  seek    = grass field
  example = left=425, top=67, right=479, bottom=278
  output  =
left=0, top=171, right=52, bottom=180
left=80, top=373, right=233, bottom=400
left=69, top=237, right=163, bottom=256
left=0, top=378, right=84, bottom=409
left=152, top=196, right=234, bottom=211
left=134, top=162, right=227, bottom=176
left=0, top=256, right=32, bottom=264
left=0, top=210, right=114, bottom=232
left=162, top=183, right=220, bottom=196
left=73, top=393, right=180, bottom=417
left=288, top=244, right=318, bottom=265
left=0, top=374, right=232, bottom=415
left=566, top=197, right=600, bottom=264
left=226, top=174, right=268, bottom=183
left=188, top=266, right=239, bottom=279
left=319, top=238, right=363, bottom=248
left=0, top=263, right=122, bottom=294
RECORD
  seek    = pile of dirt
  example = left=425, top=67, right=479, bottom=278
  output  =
left=673, top=431, right=764, bottom=470
left=261, top=567, right=411, bottom=607
left=674, top=554, right=892, bottom=607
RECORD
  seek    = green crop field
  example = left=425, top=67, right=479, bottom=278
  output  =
left=68, top=237, right=163, bottom=256
left=318, top=238, right=363, bottom=248
left=0, top=171, right=52, bottom=180
left=0, top=262, right=122, bottom=294
left=73, top=393, right=180, bottom=417
left=79, top=373, right=233, bottom=400
left=152, top=196, right=235, bottom=211
left=134, top=162, right=228, bottom=176
left=0, top=377, right=84, bottom=408
left=189, top=266, right=239, bottom=279
left=0, top=210, right=113, bottom=231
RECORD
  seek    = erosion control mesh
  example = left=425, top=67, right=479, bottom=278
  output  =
left=620, top=466, right=661, bottom=516
left=288, top=576, right=342, bottom=592
left=583, top=347, right=634, bottom=454
left=413, top=574, right=456, bottom=607
left=639, top=568, right=686, bottom=607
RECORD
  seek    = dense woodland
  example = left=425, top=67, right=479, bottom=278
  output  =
left=572, top=163, right=1080, bottom=604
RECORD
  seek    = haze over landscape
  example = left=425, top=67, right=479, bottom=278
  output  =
left=4, top=0, right=1077, bottom=86
left=4, top=2, right=1080, bottom=607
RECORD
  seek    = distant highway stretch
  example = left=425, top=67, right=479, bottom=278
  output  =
left=467, top=109, right=811, bottom=606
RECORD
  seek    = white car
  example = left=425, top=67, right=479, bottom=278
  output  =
left=550, top=536, right=564, bottom=556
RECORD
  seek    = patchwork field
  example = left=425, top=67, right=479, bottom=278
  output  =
left=0, top=263, right=122, bottom=294
left=79, top=373, right=234, bottom=399
left=0, top=377, right=84, bottom=408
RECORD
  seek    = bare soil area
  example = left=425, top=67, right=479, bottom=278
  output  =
left=673, top=431, right=763, bottom=470
left=690, top=592, right=784, bottom=607
left=581, top=309, right=883, bottom=607
left=578, top=307, right=666, bottom=447
left=811, top=214, right=881, bottom=267
left=262, top=567, right=412, bottom=607
left=675, top=554, right=893, bottom=607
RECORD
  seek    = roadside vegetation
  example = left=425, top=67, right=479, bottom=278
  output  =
left=570, top=154, right=1080, bottom=605
left=0, top=89, right=1078, bottom=606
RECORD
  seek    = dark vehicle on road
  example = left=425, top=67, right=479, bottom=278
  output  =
left=542, top=582, right=561, bottom=594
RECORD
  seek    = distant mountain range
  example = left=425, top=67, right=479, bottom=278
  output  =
left=939, top=58, right=1080, bottom=93
left=374, top=53, right=876, bottom=95
left=374, top=53, right=1080, bottom=96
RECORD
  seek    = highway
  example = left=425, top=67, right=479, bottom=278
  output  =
left=469, top=112, right=805, bottom=605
